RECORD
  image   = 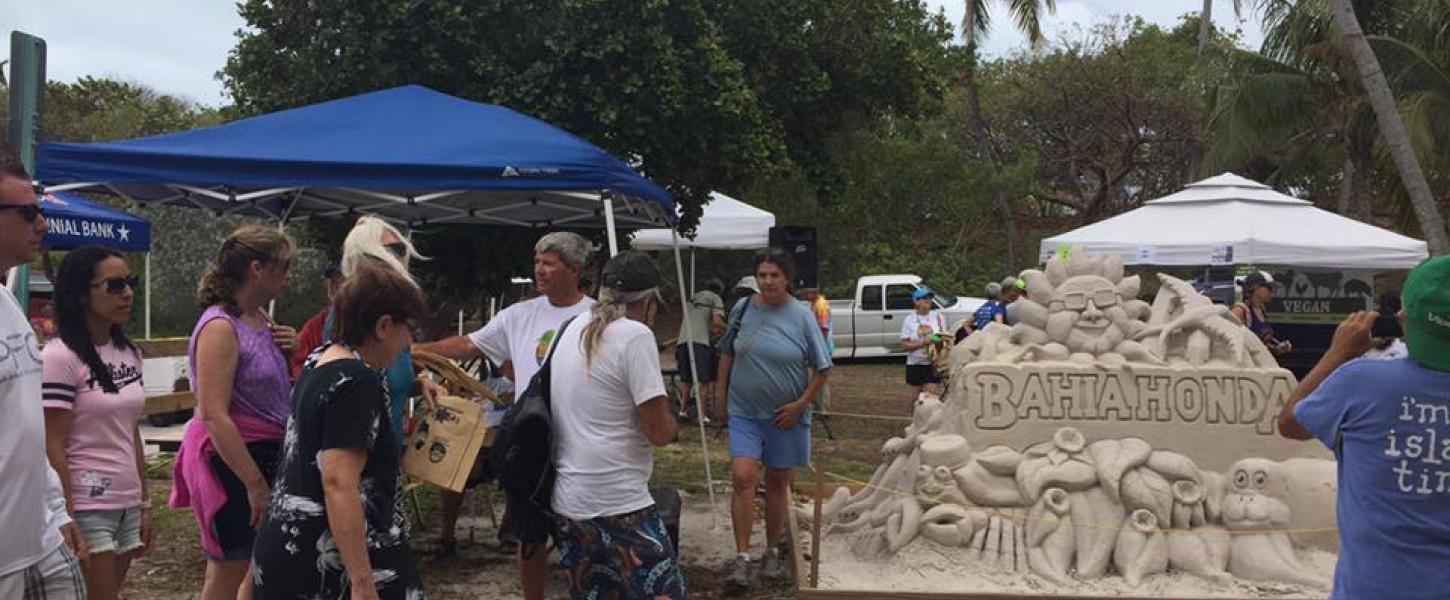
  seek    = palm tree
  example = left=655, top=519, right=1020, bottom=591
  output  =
left=1200, top=0, right=1244, bottom=56
left=1330, top=0, right=1449, bottom=253
left=1211, top=0, right=1450, bottom=245
left=961, top=0, right=1056, bottom=271
left=1203, top=10, right=1379, bottom=217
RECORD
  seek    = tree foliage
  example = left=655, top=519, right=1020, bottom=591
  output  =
left=222, top=0, right=953, bottom=223
left=974, top=18, right=1217, bottom=221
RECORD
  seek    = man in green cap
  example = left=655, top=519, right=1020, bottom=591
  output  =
left=1277, top=256, right=1450, bottom=600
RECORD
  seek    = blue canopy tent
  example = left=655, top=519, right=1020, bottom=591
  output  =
left=36, top=85, right=674, bottom=249
left=32, top=85, right=720, bottom=512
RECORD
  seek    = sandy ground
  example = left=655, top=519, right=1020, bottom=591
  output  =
left=809, top=530, right=1335, bottom=599
left=423, top=490, right=754, bottom=599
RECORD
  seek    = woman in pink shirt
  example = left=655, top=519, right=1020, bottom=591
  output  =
left=42, top=245, right=150, bottom=600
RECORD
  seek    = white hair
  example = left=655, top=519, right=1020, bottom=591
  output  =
left=580, top=287, right=656, bottom=369
left=534, top=231, right=591, bottom=270
left=341, top=215, right=425, bottom=284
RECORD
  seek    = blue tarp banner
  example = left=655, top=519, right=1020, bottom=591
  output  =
left=41, top=191, right=151, bottom=252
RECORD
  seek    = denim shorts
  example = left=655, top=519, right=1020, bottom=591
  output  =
left=73, top=506, right=144, bottom=555
left=729, top=416, right=810, bottom=470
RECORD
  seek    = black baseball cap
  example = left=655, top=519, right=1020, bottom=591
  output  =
left=601, top=252, right=661, bottom=292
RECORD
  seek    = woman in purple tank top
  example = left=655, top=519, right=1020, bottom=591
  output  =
left=172, top=225, right=296, bottom=599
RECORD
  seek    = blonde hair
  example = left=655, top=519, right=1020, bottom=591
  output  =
left=341, top=215, right=424, bottom=283
left=196, top=225, right=294, bottom=315
left=580, top=286, right=656, bottom=368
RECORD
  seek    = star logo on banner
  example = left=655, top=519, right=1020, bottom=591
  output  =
left=118, top=225, right=130, bottom=242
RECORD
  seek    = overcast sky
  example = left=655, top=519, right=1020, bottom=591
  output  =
left=3, top=1, right=1265, bottom=108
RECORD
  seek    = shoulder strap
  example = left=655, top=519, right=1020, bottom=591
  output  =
left=533, top=316, right=577, bottom=407
left=724, top=297, right=750, bottom=339
left=541, top=316, right=576, bottom=366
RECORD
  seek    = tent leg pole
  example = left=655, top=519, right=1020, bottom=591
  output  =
left=268, top=220, right=283, bottom=318
left=603, top=194, right=619, bottom=257
left=671, top=228, right=717, bottom=525
left=690, top=250, right=696, bottom=296
left=144, top=253, right=152, bottom=340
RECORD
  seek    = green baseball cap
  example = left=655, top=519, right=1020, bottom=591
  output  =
left=1404, top=256, right=1450, bottom=372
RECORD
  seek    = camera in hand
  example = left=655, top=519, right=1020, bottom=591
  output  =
left=1371, top=314, right=1403, bottom=339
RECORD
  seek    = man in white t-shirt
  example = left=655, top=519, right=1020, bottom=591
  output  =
left=549, top=251, right=683, bottom=598
left=0, top=153, right=88, bottom=600
left=418, top=231, right=594, bottom=600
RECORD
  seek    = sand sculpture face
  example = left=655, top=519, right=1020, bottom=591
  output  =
left=1222, top=458, right=1292, bottom=531
left=815, top=250, right=1333, bottom=594
left=949, top=248, right=1282, bottom=369
left=1046, top=275, right=1128, bottom=354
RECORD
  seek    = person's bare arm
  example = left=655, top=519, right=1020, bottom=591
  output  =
left=415, top=335, right=482, bottom=361
left=1231, top=303, right=1248, bottom=324
left=774, top=368, right=830, bottom=429
left=133, top=424, right=155, bottom=554
left=1278, top=311, right=1376, bottom=441
left=636, top=396, right=677, bottom=446
left=195, top=319, right=269, bottom=527
left=43, top=408, right=76, bottom=514
left=319, top=448, right=379, bottom=600
left=714, top=353, right=733, bottom=421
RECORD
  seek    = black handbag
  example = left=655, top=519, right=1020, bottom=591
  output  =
left=490, top=317, right=575, bottom=513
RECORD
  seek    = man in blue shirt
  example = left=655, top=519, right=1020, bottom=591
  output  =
left=1278, top=256, right=1450, bottom=600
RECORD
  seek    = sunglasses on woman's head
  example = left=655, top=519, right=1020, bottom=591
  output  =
left=92, top=275, right=140, bottom=295
left=0, top=203, right=45, bottom=223
left=385, top=242, right=408, bottom=260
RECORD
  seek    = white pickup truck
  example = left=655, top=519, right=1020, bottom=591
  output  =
left=827, top=275, right=986, bottom=358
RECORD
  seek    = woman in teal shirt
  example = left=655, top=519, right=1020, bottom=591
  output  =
left=714, top=249, right=832, bottom=593
left=324, top=216, right=444, bottom=450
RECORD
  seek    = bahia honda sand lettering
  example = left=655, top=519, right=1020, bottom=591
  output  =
left=966, top=366, right=1293, bottom=435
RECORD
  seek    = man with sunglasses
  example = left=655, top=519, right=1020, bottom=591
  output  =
left=0, top=150, right=89, bottom=600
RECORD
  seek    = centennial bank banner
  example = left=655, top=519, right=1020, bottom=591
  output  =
left=958, top=363, right=1330, bottom=470
left=39, top=193, right=151, bottom=253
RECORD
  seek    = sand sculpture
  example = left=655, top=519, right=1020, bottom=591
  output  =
left=812, top=250, right=1337, bottom=592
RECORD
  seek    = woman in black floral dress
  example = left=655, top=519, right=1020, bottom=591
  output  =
left=253, top=264, right=428, bottom=600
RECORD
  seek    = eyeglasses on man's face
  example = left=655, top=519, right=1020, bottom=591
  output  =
left=0, top=203, right=45, bottom=223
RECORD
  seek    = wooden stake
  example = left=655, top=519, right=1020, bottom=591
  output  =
left=811, top=462, right=824, bottom=588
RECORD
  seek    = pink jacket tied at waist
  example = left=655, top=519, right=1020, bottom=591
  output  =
left=169, top=412, right=284, bottom=559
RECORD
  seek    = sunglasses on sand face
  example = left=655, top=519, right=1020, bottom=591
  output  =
left=92, top=275, right=140, bottom=295
left=0, top=203, right=45, bottom=223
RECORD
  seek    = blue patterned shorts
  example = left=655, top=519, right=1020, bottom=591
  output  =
left=554, top=506, right=687, bottom=600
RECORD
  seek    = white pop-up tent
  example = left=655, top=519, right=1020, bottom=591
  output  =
left=630, top=191, right=775, bottom=251
left=1039, top=173, right=1429, bottom=269
left=631, top=192, right=775, bottom=294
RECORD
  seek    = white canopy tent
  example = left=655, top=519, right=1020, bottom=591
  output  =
left=1039, top=173, right=1429, bottom=270
left=631, top=192, right=775, bottom=294
left=631, top=191, right=775, bottom=250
